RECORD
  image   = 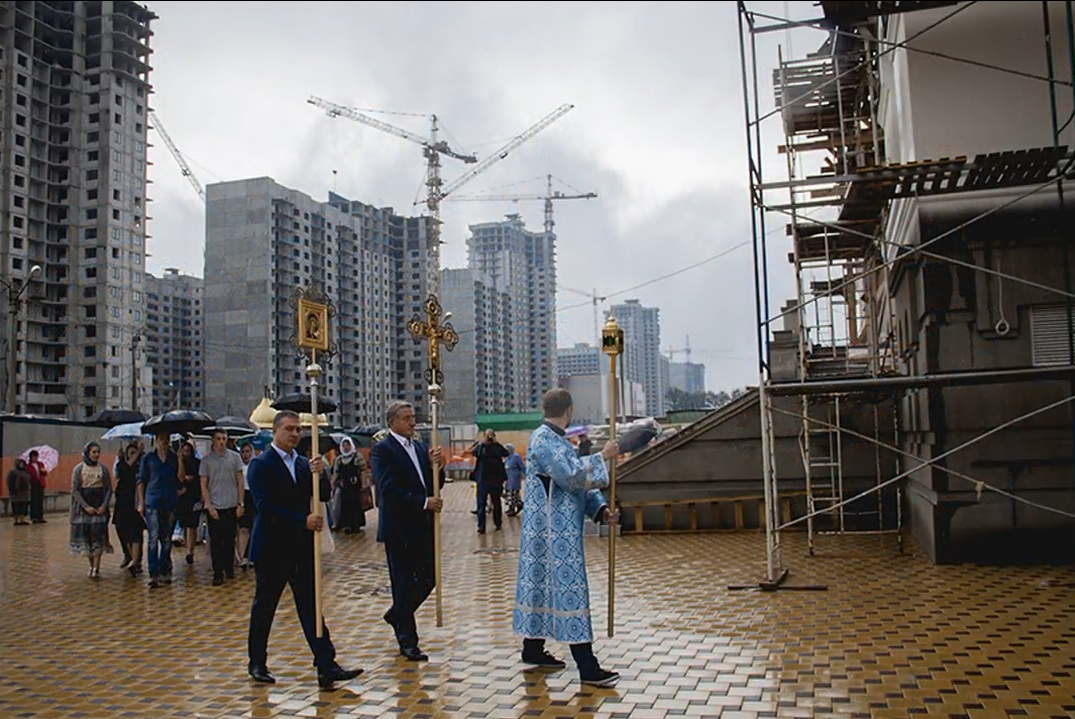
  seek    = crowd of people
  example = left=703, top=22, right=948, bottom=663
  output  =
left=18, top=428, right=373, bottom=587
left=9, top=389, right=623, bottom=692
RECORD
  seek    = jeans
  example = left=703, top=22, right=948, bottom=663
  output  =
left=145, top=507, right=176, bottom=578
left=476, top=483, right=502, bottom=531
left=207, top=507, right=238, bottom=579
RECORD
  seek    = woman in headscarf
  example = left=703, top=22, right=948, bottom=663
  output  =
left=175, top=440, right=202, bottom=566
left=69, top=441, right=114, bottom=578
left=7, top=458, right=32, bottom=525
left=113, top=441, right=146, bottom=576
left=331, top=436, right=368, bottom=534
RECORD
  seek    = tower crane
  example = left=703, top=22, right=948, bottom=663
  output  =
left=307, top=96, right=574, bottom=297
left=561, top=285, right=607, bottom=351
left=447, top=174, right=597, bottom=234
left=666, top=335, right=692, bottom=362
left=147, top=109, right=205, bottom=204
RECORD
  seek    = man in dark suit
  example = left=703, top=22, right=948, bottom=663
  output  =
left=370, top=400, right=445, bottom=661
left=246, top=410, right=363, bottom=689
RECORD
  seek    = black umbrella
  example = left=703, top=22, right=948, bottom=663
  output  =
left=298, top=428, right=338, bottom=457
left=207, top=415, right=259, bottom=436
left=88, top=409, right=147, bottom=427
left=142, top=410, right=215, bottom=437
left=272, top=393, right=339, bottom=415
left=348, top=425, right=382, bottom=437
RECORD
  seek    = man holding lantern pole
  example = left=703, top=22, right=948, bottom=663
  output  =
left=512, top=388, right=623, bottom=688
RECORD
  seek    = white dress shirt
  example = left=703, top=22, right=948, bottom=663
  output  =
left=271, top=443, right=298, bottom=482
left=390, top=430, right=429, bottom=508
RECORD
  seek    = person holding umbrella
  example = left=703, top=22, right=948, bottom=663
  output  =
left=26, top=449, right=49, bottom=524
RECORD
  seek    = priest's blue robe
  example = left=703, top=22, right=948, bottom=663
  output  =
left=512, top=422, right=609, bottom=644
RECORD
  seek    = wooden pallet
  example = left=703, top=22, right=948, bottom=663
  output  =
left=620, top=491, right=808, bottom=535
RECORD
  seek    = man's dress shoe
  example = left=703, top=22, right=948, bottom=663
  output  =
left=317, top=664, right=364, bottom=689
left=400, top=646, right=429, bottom=661
left=248, top=664, right=276, bottom=684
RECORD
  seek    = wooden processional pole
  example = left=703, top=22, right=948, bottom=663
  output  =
left=601, top=315, right=624, bottom=638
left=408, top=294, right=459, bottom=628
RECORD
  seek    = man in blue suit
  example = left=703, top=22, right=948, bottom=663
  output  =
left=370, top=400, right=445, bottom=661
left=246, top=410, right=363, bottom=689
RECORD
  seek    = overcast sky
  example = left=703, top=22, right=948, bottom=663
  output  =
left=143, top=1, right=827, bottom=393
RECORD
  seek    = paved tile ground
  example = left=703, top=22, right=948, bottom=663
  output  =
left=2, top=481, right=1074, bottom=719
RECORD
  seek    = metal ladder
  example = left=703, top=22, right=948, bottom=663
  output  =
left=802, top=395, right=844, bottom=555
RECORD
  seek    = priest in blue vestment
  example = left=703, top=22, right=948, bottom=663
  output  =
left=512, top=388, right=622, bottom=688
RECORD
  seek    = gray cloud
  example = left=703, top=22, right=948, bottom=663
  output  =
left=144, top=1, right=822, bottom=394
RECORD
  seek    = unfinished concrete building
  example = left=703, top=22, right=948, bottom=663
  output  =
left=440, top=267, right=517, bottom=423
left=467, top=214, right=556, bottom=411
left=203, top=178, right=433, bottom=427
left=144, top=268, right=203, bottom=413
left=0, top=0, right=155, bottom=418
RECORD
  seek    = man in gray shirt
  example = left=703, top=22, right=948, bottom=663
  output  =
left=200, top=429, right=246, bottom=586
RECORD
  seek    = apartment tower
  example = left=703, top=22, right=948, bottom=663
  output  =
left=466, top=213, right=557, bottom=410
left=203, top=178, right=434, bottom=427
left=144, top=268, right=203, bottom=413
left=1, top=0, right=155, bottom=417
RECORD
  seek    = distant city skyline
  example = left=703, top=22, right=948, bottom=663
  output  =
left=141, top=1, right=778, bottom=395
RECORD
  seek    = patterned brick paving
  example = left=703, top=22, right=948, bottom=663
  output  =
left=1, top=482, right=1073, bottom=718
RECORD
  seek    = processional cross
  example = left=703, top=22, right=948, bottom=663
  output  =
left=407, top=293, right=458, bottom=627
left=408, top=294, right=459, bottom=387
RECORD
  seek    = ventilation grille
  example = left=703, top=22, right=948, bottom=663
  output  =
left=1030, top=304, right=1075, bottom=367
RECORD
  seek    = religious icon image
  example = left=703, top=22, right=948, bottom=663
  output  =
left=305, top=312, right=321, bottom=342
left=297, top=297, right=330, bottom=352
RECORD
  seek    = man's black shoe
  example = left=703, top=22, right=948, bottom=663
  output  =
left=248, top=664, right=276, bottom=684
left=317, top=664, right=363, bottom=689
left=212, top=575, right=223, bottom=586
left=522, top=650, right=566, bottom=669
left=580, top=667, right=620, bottom=687
left=400, top=646, right=428, bottom=661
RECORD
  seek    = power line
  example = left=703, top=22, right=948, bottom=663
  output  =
left=606, top=240, right=752, bottom=300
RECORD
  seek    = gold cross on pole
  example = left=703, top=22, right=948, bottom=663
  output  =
left=407, top=293, right=458, bottom=627
left=408, top=294, right=459, bottom=387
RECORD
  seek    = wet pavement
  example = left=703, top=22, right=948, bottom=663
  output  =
left=1, top=481, right=1073, bottom=718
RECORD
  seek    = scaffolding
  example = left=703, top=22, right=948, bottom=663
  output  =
left=737, top=0, right=1075, bottom=584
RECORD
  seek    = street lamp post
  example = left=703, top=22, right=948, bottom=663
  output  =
left=2, top=265, right=41, bottom=415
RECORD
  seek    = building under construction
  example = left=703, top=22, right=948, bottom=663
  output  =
left=618, top=0, right=1075, bottom=568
